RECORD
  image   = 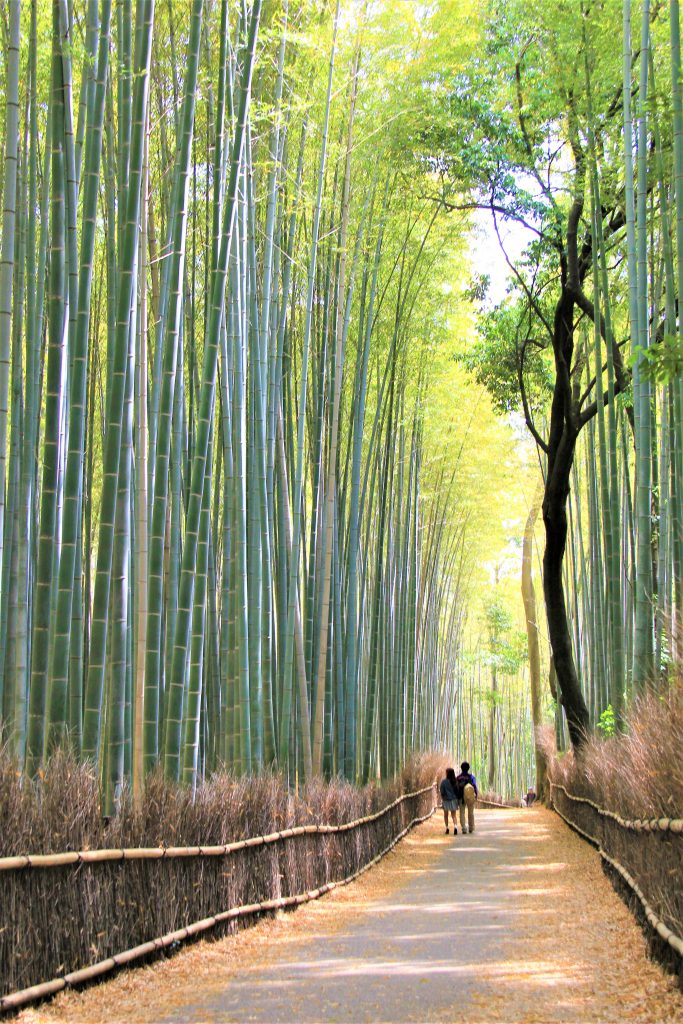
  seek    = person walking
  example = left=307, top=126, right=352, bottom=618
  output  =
left=439, top=767, right=459, bottom=835
left=455, top=761, right=478, bottom=834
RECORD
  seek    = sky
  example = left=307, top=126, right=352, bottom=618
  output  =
left=471, top=207, right=530, bottom=308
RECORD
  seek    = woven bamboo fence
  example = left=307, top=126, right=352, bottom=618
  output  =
left=0, top=783, right=436, bottom=1013
left=550, top=781, right=683, bottom=985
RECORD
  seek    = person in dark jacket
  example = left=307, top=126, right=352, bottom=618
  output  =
left=455, top=761, right=478, bottom=834
left=439, top=767, right=459, bottom=834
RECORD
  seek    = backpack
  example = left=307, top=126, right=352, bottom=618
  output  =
left=454, top=773, right=471, bottom=800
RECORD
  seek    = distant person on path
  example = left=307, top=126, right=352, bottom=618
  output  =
left=525, top=787, right=537, bottom=807
left=439, top=768, right=459, bottom=835
left=455, top=761, right=478, bottom=834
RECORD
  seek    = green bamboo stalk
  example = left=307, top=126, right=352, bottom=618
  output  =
left=26, top=2, right=67, bottom=774
left=231, top=256, right=251, bottom=774
left=182, top=424, right=213, bottom=790
left=362, top=362, right=396, bottom=784
left=74, top=0, right=99, bottom=183
left=632, top=0, right=654, bottom=689
left=104, top=283, right=135, bottom=816
left=144, top=0, right=205, bottom=772
left=164, top=0, right=261, bottom=780
left=47, top=0, right=113, bottom=754
left=312, top=47, right=359, bottom=774
left=275, top=399, right=312, bottom=778
left=345, top=178, right=388, bottom=779
left=1, top=131, right=26, bottom=737
left=670, top=1, right=683, bottom=652
left=58, top=0, right=79, bottom=387
left=279, top=2, right=339, bottom=771
left=13, top=16, right=50, bottom=762
left=0, top=0, right=21, bottom=722
left=83, top=0, right=155, bottom=761
left=133, top=117, right=150, bottom=800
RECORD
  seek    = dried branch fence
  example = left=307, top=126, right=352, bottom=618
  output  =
left=477, top=796, right=520, bottom=809
left=551, top=781, right=683, bottom=986
left=0, top=783, right=437, bottom=1013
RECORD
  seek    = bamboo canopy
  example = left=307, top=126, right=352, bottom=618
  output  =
left=0, top=1, right=468, bottom=801
left=1, top=0, right=683, bottom=804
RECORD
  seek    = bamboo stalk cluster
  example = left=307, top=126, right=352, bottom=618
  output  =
left=0, top=1, right=463, bottom=806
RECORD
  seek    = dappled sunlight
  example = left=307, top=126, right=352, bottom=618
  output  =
left=388, top=925, right=508, bottom=940
left=479, top=958, right=584, bottom=986
left=511, top=888, right=562, bottom=899
left=513, top=834, right=555, bottom=843
left=444, top=845, right=497, bottom=854
left=227, top=954, right=581, bottom=988
left=348, top=900, right=518, bottom=917
left=495, top=860, right=568, bottom=873
left=270, top=956, right=478, bottom=979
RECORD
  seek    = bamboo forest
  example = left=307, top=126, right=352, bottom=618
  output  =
left=0, top=0, right=681, bottom=807
left=4, top=1, right=683, bottom=1019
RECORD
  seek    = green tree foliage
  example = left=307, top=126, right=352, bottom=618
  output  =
left=415, top=0, right=683, bottom=748
left=483, top=597, right=528, bottom=680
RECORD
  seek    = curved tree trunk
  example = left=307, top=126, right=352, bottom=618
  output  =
left=543, top=395, right=590, bottom=748
left=521, top=478, right=547, bottom=799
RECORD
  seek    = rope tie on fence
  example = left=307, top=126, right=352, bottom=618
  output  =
left=550, top=782, right=683, bottom=962
left=0, top=785, right=436, bottom=1013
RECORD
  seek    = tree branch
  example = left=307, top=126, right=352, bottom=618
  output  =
left=518, top=333, right=550, bottom=454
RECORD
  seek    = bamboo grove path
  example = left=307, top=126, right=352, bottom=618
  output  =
left=18, top=809, right=683, bottom=1024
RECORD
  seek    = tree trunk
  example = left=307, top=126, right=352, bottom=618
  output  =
left=487, top=661, right=497, bottom=790
left=542, top=423, right=590, bottom=748
left=522, top=478, right=547, bottom=799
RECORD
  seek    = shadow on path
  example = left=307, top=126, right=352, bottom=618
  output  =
left=157, top=808, right=682, bottom=1024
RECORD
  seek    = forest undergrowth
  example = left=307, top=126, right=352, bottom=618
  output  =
left=544, top=684, right=683, bottom=816
left=544, top=685, right=683, bottom=986
left=0, top=749, right=444, bottom=855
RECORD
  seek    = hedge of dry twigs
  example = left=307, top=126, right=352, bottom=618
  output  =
left=542, top=686, right=683, bottom=987
left=0, top=751, right=443, bottom=1002
left=477, top=790, right=521, bottom=808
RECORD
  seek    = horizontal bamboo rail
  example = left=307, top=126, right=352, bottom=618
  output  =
left=550, top=782, right=683, bottom=834
left=0, top=784, right=435, bottom=873
left=0, top=790, right=436, bottom=1014
left=551, top=785, right=683, bottom=961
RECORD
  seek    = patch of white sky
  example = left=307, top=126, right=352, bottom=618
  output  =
left=471, top=207, right=528, bottom=307
left=467, top=137, right=572, bottom=308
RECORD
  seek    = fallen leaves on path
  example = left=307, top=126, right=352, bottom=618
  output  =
left=16, top=808, right=683, bottom=1024
left=473, top=809, right=683, bottom=1024
left=17, top=820, right=447, bottom=1024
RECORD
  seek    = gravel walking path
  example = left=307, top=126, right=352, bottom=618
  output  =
left=20, top=807, right=683, bottom=1024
